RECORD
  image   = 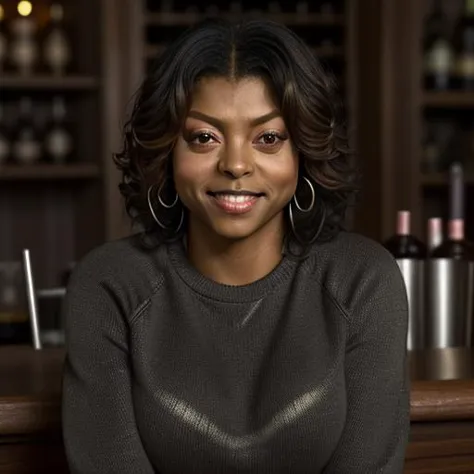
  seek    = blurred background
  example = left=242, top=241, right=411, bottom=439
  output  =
left=0, top=0, right=474, bottom=343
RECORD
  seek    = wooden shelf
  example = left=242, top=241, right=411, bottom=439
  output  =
left=145, top=43, right=345, bottom=59
left=0, top=163, right=101, bottom=181
left=1, top=75, right=100, bottom=91
left=146, top=12, right=345, bottom=27
left=423, top=91, right=474, bottom=109
left=421, top=172, right=474, bottom=187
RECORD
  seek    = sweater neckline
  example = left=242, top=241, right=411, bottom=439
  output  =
left=167, top=240, right=298, bottom=303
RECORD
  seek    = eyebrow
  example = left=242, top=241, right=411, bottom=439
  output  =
left=187, top=109, right=281, bottom=129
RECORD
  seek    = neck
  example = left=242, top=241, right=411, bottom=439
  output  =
left=186, top=216, right=285, bottom=286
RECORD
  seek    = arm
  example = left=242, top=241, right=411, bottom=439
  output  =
left=61, top=259, right=155, bottom=474
left=323, top=266, right=410, bottom=473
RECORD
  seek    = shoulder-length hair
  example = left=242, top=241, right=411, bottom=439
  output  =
left=114, top=17, right=358, bottom=250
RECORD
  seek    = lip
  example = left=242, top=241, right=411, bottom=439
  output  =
left=207, top=190, right=264, bottom=197
left=207, top=191, right=263, bottom=215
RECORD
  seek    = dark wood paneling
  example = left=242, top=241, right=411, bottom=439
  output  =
left=0, top=184, right=75, bottom=288
left=351, top=0, right=385, bottom=240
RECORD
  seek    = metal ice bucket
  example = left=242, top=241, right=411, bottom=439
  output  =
left=425, top=259, right=474, bottom=349
left=396, top=259, right=425, bottom=351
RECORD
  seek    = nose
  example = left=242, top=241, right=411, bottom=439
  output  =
left=217, top=142, right=254, bottom=179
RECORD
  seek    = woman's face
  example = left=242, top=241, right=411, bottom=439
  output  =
left=173, top=76, right=298, bottom=242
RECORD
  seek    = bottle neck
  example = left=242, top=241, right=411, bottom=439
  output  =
left=448, top=218, right=464, bottom=241
left=428, top=218, right=443, bottom=250
left=397, top=211, right=411, bottom=236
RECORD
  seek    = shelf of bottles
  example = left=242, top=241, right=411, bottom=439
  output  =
left=422, top=0, right=474, bottom=179
left=0, top=0, right=100, bottom=179
left=420, top=0, right=474, bottom=244
left=144, top=0, right=348, bottom=95
left=0, top=0, right=104, bottom=346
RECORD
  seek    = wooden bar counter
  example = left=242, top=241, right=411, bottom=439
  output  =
left=406, top=349, right=474, bottom=474
left=0, top=347, right=473, bottom=474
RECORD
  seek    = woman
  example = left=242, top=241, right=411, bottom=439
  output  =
left=62, top=18, right=409, bottom=474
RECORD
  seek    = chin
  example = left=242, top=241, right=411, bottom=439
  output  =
left=210, top=221, right=261, bottom=241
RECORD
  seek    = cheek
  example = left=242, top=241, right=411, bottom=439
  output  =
left=172, top=144, right=214, bottom=197
left=266, top=151, right=299, bottom=197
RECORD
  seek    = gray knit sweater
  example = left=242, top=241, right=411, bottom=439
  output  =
left=62, top=231, right=409, bottom=473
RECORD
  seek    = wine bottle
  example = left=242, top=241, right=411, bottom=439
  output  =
left=44, top=96, right=73, bottom=164
left=383, top=210, right=427, bottom=259
left=42, top=2, right=71, bottom=76
left=12, top=96, right=41, bottom=165
left=9, top=0, right=37, bottom=75
left=423, top=0, right=453, bottom=90
left=0, top=101, right=10, bottom=165
left=427, top=217, right=443, bottom=253
left=453, top=0, right=474, bottom=90
left=431, top=163, right=474, bottom=259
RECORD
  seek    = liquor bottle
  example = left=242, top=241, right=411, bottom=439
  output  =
left=383, top=210, right=427, bottom=259
left=423, top=0, right=453, bottom=90
left=44, top=96, right=73, bottom=163
left=42, top=2, right=71, bottom=76
left=11, top=96, right=42, bottom=165
left=0, top=101, right=10, bottom=164
left=0, top=3, right=7, bottom=72
left=431, top=163, right=474, bottom=259
left=427, top=217, right=443, bottom=253
left=9, top=0, right=38, bottom=75
left=453, top=0, right=474, bottom=90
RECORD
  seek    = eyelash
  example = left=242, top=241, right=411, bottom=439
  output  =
left=187, top=131, right=288, bottom=148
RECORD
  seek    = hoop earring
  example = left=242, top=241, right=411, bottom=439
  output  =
left=288, top=200, right=326, bottom=245
left=293, top=176, right=315, bottom=213
left=157, top=179, right=179, bottom=209
left=147, top=184, right=184, bottom=233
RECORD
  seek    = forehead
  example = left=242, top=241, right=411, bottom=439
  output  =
left=188, top=76, right=278, bottom=115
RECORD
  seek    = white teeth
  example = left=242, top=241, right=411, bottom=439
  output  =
left=216, top=194, right=256, bottom=203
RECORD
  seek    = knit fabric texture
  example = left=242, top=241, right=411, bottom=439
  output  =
left=62, top=231, right=410, bottom=473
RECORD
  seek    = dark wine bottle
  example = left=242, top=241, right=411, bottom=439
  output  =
left=12, top=96, right=41, bottom=165
left=423, top=0, right=454, bottom=90
left=383, top=210, right=427, bottom=259
left=431, top=163, right=474, bottom=259
left=44, top=95, right=73, bottom=164
left=453, top=0, right=474, bottom=90
left=42, top=2, right=72, bottom=76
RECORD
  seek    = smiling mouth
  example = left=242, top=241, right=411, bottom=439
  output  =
left=206, top=191, right=265, bottom=214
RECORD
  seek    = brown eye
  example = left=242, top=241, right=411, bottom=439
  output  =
left=258, top=131, right=285, bottom=146
left=262, top=133, right=277, bottom=144
left=195, top=132, right=213, bottom=144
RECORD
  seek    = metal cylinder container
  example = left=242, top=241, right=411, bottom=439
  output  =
left=396, top=259, right=425, bottom=351
left=425, top=259, right=474, bottom=349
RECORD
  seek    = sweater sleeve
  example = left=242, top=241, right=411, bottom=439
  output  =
left=322, top=255, right=410, bottom=473
left=61, top=255, right=155, bottom=474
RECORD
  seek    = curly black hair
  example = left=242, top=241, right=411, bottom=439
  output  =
left=114, top=17, right=359, bottom=250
